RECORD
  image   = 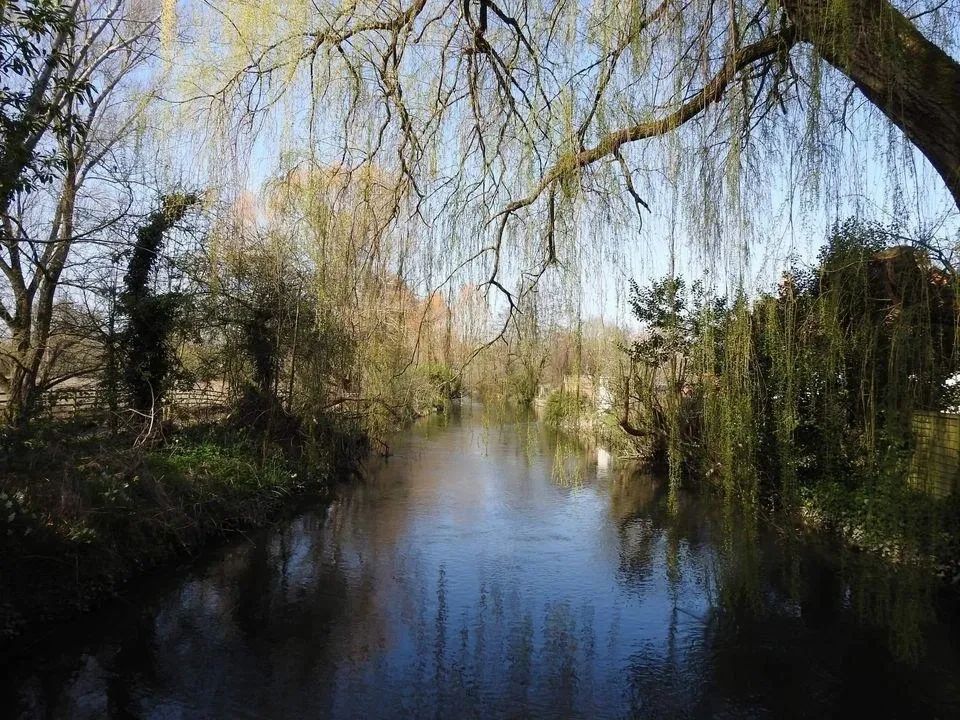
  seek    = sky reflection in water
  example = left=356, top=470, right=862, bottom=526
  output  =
left=6, top=407, right=960, bottom=718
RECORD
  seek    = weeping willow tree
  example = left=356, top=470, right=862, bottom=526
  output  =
left=155, top=0, right=959, bottom=319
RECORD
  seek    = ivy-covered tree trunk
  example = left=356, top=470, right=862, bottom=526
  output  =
left=120, top=193, right=199, bottom=421
left=785, top=0, right=960, bottom=207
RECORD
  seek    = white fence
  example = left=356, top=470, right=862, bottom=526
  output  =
left=0, top=384, right=230, bottom=421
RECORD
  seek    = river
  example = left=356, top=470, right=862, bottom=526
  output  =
left=4, top=406, right=960, bottom=718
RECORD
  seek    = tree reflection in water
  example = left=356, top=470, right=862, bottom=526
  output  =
left=4, top=410, right=960, bottom=718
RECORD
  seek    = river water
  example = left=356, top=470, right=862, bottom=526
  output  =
left=4, top=407, right=960, bottom=718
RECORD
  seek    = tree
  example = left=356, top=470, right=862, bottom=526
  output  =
left=781, top=0, right=960, bottom=207
left=619, top=277, right=701, bottom=473
left=119, top=192, right=200, bottom=422
left=192, top=0, right=960, bottom=311
left=1, top=0, right=161, bottom=428
left=0, top=0, right=88, bottom=215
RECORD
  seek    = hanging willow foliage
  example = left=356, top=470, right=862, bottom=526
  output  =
left=623, top=220, right=959, bottom=526
left=158, top=0, right=960, bottom=339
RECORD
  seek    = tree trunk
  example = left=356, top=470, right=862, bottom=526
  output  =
left=5, top=361, right=39, bottom=429
left=1, top=146, right=77, bottom=430
left=3, top=280, right=36, bottom=427
left=784, top=0, right=960, bottom=207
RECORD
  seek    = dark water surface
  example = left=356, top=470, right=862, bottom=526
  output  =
left=4, top=408, right=960, bottom=718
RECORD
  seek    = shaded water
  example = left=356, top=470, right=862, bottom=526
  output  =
left=4, top=407, right=960, bottom=718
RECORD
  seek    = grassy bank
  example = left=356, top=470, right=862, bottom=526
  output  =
left=0, top=414, right=365, bottom=642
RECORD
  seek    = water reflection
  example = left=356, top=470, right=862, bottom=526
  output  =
left=4, top=408, right=960, bottom=718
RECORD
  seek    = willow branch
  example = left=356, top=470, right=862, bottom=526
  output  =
left=493, top=26, right=798, bottom=223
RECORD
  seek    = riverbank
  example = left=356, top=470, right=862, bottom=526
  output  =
left=0, top=413, right=366, bottom=643
left=535, top=389, right=960, bottom=587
